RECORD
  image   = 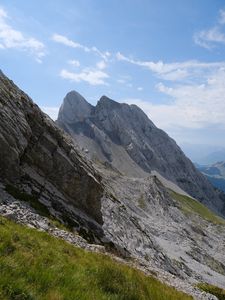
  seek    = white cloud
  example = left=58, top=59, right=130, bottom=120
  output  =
left=194, top=9, right=225, bottom=49
left=41, top=106, right=59, bottom=120
left=91, top=46, right=111, bottom=61
left=194, top=27, right=225, bottom=49
left=96, top=60, right=106, bottom=70
left=116, top=51, right=225, bottom=81
left=160, top=68, right=189, bottom=81
left=123, top=67, right=225, bottom=132
left=116, top=46, right=225, bottom=145
left=60, top=68, right=109, bottom=85
left=68, top=59, right=80, bottom=67
left=52, top=34, right=89, bottom=52
left=55, top=35, right=110, bottom=85
left=137, top=87, right=143, bottom=91
left=0, top=7, right=46, bottom=62
left=52, top=33, right=110, bottom=61
left=0, top=7, right=7, bottom=18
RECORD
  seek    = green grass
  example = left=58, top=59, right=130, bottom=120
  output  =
left=197, top=283, right=225, bottom=300
left=170, top=191, right=225, bottom=225
left=138, top=195, right=147, bottom=210
left=0, top=216, right=193, bottom=300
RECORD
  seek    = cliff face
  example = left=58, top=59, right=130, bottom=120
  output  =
left=0, top=72, right=104, bottom=236
left=2, top=72, right=225, bottom=293
left=57, top=92, right=225, bottom=216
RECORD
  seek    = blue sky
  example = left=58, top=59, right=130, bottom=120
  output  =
left=1, top=0, right=225, bottom=150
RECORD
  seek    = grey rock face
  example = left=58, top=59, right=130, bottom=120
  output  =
left=0, top=182, right=220, bottom=300
left=57, top=93, right=225, bottom=216
left=2, top=71, right=225, bottom=297
left=0, top=182, right=104, bottom=251
left=0, top=72, right=104, bottom=236
left=58, top=91, right=93, bottom=124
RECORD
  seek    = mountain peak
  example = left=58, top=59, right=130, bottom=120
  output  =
left=58, top=90, right=93, bottom=124
left=66, top=90, right=84, bottom=98
left=57, top=89, right=225, bottom=217
left=97, top=95, right=121, bottom=109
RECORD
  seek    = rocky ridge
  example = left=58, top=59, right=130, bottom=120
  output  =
left=0, top=73, right=107, bottom=242
left=1, top=71, right=225, bottom=299
left=57, top=91, right=225, bottom=217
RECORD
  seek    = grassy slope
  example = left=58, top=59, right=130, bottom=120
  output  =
left=0, top=216, right=193, bottom=300
left=170, top=191, right=225, bottom=225
left=197, top=283, right=225, bottom=300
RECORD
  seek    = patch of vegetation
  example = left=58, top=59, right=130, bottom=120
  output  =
left=49, top=218, right=70, bottom=232
left=138, top=195, right=147, bottom=210
left=197, top=283, right=225, bottom=300
left=170, top=191, right=225, bottom=225
left=0, top=216, right=193, bottom=300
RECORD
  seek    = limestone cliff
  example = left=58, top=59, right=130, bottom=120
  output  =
left=57, top=91, right=225, bottom=216
left=2, top=72, right=225, bottom=295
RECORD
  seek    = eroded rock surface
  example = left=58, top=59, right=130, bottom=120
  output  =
left=0, top=72, right=105, bottom=239
left=57, top=92, right=225, bottom=216
left=1, top=71, right=225, bottom=299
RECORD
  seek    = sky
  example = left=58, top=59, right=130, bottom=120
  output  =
left=1, top=0, right=225, bottom=152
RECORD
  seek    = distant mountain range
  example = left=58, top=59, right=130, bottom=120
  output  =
left=197, top=161, right=225, bottom=193
left=181, top=143, right=225, bottom=165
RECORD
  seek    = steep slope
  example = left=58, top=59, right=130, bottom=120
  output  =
left=0, top=215, right=193, bottom=300
left=0, top=71, right=105, bottom=240
left=57, top=92, right=225, bottom=216
left=2, top=71, right=225, bottom=298
left=197, top=161, right=225, bottom=192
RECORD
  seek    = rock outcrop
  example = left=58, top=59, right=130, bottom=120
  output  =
left=2, top=71, right=225, bottom=297
left=0, top=71, right=104, bottom=239
left=57, top=91, right=225, bottom=216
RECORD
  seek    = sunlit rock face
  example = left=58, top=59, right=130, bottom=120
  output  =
left=57, top=91, right=225, bottom=216
left=2, top=71, right=225, bottom=292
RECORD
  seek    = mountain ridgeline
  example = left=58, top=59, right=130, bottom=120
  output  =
left=2, top=71, right=225, bottom=295
left=57, top=91, right=225, bottom=217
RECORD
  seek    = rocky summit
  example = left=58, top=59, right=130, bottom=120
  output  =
left=57, top=91, right=225, bottom=217
left=1, top=71, right=225, bottom=299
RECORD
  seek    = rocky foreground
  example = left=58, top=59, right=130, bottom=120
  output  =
left=0, top=183, right=217, bottom=300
